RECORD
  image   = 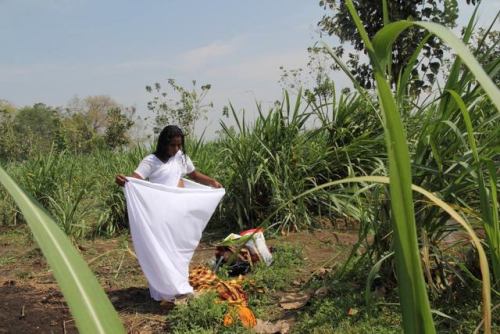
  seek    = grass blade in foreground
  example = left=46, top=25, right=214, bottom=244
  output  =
left=0, top=166, right=125, bottom=334
left=370, top=17, right=500, bottom=332
left=345, top=1, right=435, bottom=332
left=372, top=21, right=500, bottom=112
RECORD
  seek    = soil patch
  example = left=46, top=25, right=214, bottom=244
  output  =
left=0, top=280, right=77, bottom=334
left=0, top=227, right=357, bottom=333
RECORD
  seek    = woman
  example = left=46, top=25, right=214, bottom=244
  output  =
left=115, top=125, right=224, bottom=302
left=115, top=125, right=221, bottom=188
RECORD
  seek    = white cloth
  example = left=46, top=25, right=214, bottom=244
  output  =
left=124, top=177, right=225, bottom=301
left=134, top=151, right=195, bottom=187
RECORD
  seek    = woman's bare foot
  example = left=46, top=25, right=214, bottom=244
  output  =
left=173, top=292, right=194, bottom=305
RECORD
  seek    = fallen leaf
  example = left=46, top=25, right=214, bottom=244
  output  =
left=237, top=305, right=257, bottom=328
left=254, top=319, right=290, bottom=333
left=314, top=286, right=330, bottom=297
left=312, top=267, right=332, bottom=279
left=347, top=308, right=358, bottom=316
left=223, top=313, right=233, bottom=327
left=279, top=291, right=311, bottom=310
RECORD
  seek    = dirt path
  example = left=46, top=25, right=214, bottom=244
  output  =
left=0, top=226, right=358, bottom=333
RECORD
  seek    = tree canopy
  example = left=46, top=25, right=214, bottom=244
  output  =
left=318, top=0, right=477, bottom=92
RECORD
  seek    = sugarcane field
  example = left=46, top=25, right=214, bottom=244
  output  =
left=0, top=1, right=499, bottom=333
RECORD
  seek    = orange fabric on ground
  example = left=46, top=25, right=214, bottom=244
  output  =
left=189, top=266, right=256, bottom=328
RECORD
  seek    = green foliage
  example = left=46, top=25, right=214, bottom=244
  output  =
left=294, top=294, right=401, bottom=334
left=61, top=96, right=136, bottom=154
left=61, top=112, right=105, bottom=154
left=218, top=90, right=382, bottom=231
left=471, top=18, right=500, bottom=86
left=0, top=99, right=16, bottom=114
left=292, top=257, right=401, bottom=333
left=293, top=261, right=498, bottom=333
left=317, top=0, right=473, bottom=91
left=0, top=103, right=63, bottom=160
left=0, top=7, right=498, bottom=333
left=0, top=113, right=21, bottom=162
left=0, top=166, right=125, bottom=333
left=104, top=107, right=135, bottom=150
left=146, top=79, right=213, bottom=136
left=166, top=292, right=249, bottom=334
left=0, top=148, right=145, bottom=237
left=246, top=243, right=303, bottom=291
left=320, top=1, right=499, bottom=332
left=239, top=243, right=305, bottom=321
left=0, top=97, right=136, bottom=162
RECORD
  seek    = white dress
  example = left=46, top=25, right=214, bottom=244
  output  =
left=124, top=152, right=224, bottom=300
left=134, top=151, right=195, bottom=187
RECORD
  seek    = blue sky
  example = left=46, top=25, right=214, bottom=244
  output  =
left=1, top=0, right=499, bottom=137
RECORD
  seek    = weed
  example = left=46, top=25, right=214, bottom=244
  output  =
left=166, top=291, right=250, bottom=334
left=245, top=243, right=304, bottom=292
left=0, top=256, right=15, bottom=266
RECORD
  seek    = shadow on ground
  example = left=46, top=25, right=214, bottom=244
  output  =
left=108, top=286, right=171, bottom=315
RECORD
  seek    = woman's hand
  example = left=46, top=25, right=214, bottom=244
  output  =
left=187, top=171, right=223, bottom=188
left=115, top=174, right=128, bottom=187
left=209, top=179, right=223, bottom=188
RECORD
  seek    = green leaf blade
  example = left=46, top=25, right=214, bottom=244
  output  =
left=0, top=166, right=125, bottom=334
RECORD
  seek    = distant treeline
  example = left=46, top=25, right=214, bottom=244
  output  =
left=0, top=96, right=137, bottom=162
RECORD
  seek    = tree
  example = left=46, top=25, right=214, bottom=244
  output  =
left=104, top=107, right=135, bottom=150
left=0, top=103, right=65, bottom=160
left=66, top=95, right=121, bottom=133
left=0, top=99, right=16, bottom=117
left=63, top=95, right=136, bottom=152
left=472, top=27, right=499, bottom=86
left=14, top=103, right=64, bottom=156
left=317, top=0, right=476, bottom=92
left=146, top=79, right=213, bottom=136
left=0, top=100, right=18, bottom=161
left=60, top=112, right=102, bottom=154
left=279, top=45, right=339, bottom=96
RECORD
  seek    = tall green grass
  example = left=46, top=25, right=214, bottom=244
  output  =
left=0, top=147, right=146, bottom=237
left=217, top=91, right=382, bottom=231
left=318, top=1, right=499, bottom=332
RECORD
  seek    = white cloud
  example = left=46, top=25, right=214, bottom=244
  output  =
left=176, top=40, right=237, bottom=70
left=111, top=59, right=173, bottom=71
left=0, top=63, right=82, bottom=81
left=203, top=49, right=307, bottom=81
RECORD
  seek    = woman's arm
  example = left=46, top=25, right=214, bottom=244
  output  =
left=187, top=170, right=222, bottom=188
left=115, top=172, right=143, bottom=187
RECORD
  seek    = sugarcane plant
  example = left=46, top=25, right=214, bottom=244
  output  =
left=319, top=0, right=499, bottom=332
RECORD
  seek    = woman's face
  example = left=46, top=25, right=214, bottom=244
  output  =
left=167, top=135, right=182, bottom=157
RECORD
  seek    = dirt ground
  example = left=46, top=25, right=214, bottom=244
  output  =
left=0, top=225, right=359, bottom=333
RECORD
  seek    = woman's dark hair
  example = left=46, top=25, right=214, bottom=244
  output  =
left=154, top=125, right=186, bottom=161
